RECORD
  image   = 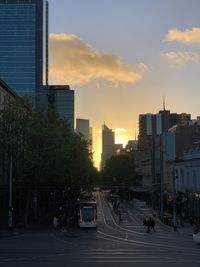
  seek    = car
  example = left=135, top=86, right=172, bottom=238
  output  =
left=193, top=230, right=200, bottom=244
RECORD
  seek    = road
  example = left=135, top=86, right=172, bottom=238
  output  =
left=0, top=192, right=199, bottom=267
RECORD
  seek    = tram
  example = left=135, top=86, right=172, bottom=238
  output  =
left=76, top=199, right=97, bottom=228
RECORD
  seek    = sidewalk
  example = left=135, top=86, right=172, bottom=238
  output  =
left=0, top=228, right=21, bottom=238
left=134, top=205, right=194, bottom=236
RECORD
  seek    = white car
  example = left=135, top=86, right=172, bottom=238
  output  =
left=193, top=231, right=200, bottom=244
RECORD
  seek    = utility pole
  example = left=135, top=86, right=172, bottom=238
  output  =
left=8, top=155, right=13, bottom=231
left=172, top=161, right=177, bottom=231
left=160, top=135, right=164, bottom=218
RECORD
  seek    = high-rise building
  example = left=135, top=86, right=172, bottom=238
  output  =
left=169, top=124, right=200, bottom=158
left=138, top=109, right=191, bottom=150
left=76, top=119, right=90, bottom=141
left=76, top=118, right=92, bottom=154
left=0, top=0, right=48, bottom=105
left=101, top=124, right=115, bottom=170
left=47, top=85, right=74, bottom=130
left=137, top=108, right=191, bottom=188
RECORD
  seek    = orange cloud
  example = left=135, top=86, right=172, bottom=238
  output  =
left=162, top=51, right=200, bottom=66
left=49, top=33, right=142, bottom=86
left=165, top=27, right=200, bottom=44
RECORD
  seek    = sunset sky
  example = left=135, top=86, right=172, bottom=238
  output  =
left=48, top=0, right=200, bottom=168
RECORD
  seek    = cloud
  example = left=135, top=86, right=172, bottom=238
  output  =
left=49, top=33, right=142, bottom=86
left=164, top=27, right=200, bottom=44
left=162, top=51, right=200, bottom=66
left=138, top=63, right=148, bottom=72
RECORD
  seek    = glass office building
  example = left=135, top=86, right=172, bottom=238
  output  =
left=47, top=85, right=75, bottom=130
left=0, top=0, right=48, bottom=105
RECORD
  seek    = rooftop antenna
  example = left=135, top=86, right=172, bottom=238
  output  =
left=163, top=96, right=166, bottom=111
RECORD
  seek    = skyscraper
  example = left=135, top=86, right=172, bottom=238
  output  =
left=138, top=110, right=191, bottom=150
left=0, top=0, right=48, bottom=105
left=47, top=85, right=74, bottom=130
left=76, top=119, right=90, bottom=141
left=101, top=124, right=115, bottom=170
left=76, top=118, right=92, bottom=154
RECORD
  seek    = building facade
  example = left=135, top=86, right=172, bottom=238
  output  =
left=76, top=119, right=90, bottom=141
left=138, top=110, right=191, bottom=151
left=76, top=119, right=93, bottom=154
left=0, top=0, right=48, bottom=105
left=137, top=109, right=191, bottom=189
left=47, top=85, right=74, bottom=130
left=174, top=142, right=200, bottom=193
left=101, top=124, right=115, bottom=170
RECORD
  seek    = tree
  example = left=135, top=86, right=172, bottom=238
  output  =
left=102, top=154, right=137, bottom=187
left=0, top=98, right=97, bottom=226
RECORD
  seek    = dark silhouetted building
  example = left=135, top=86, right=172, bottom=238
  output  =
left=138, top=110, right=191, bottom=151
left=101, top=124, right=115, bottom=170
left=47, top=85, right=74, bottom=129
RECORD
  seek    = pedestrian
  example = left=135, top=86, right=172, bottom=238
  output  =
left=147, top=219, right=151, bottom=233
left=118, top=210, right=122, bottom=221
left=149, top=217, right=156, bottom=232
left=53, top=216, right=58, bottom=230
left=143, top=217, right=150, bottom=233
left=143, top=218, right=147, bottom=227
left=193, top=216, right=199, bottom=234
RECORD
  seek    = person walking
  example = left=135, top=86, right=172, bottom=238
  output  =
left=147, top=219, right=151, bottom=233
left=143, top=217, right=150, bottom=233
left=149, top=217, right=156, bottom=232
left=53, top=216, right=59, bottom=230
left=118, top=210, right=122, bottom=221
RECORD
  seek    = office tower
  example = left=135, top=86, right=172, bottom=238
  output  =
left=137, top=109, right=191, bottom=188
left=76, top=119, right=93, bottom=153
left=76, top=119, right=90, bottom=141
left=168, top=124, right=200, bottom=158
left=0, top=0, right=48, bottom=105
left=138, top=110, right=191, bottom=150
left=47, top=85, right=74, bottom=130
left=101, top=124, right=115, bottom=170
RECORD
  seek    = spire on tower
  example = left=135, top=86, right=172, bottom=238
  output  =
left=163, top=96, right=166, bottom=111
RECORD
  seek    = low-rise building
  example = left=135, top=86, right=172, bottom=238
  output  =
left=175, top=142, right=200, bottom=193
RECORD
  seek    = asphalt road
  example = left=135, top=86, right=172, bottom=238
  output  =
left=0, top=192, right=199, bottom=267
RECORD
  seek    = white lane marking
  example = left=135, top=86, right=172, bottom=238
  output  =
left=97, top=229, right=163, bottom=247
left=101, top=194, right=146, bottom=236
left=82, top=260, right=198, bottom=263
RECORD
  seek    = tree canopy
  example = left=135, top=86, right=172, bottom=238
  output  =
left=102, top=154, right=137, bottom=187
left=0, top=98, right=97, bottom=187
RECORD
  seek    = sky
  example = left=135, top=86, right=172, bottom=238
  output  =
left=48, top=0, right=200, bottom=168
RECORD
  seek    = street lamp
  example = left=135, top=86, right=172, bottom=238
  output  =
left=8, top=155, right=13, bottom=231
left=172, top=160, right=178, bottom=231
